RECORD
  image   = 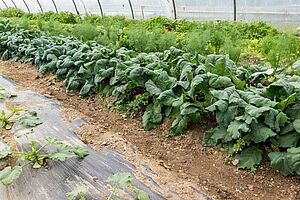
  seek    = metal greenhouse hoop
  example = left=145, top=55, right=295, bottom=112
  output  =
left=22, top=0, right=30, bottom=13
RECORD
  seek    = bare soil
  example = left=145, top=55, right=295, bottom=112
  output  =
left=0, top=61, right=299, bottom=200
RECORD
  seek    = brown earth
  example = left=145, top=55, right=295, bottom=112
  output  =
left=0, top=61, right=299, bottom=200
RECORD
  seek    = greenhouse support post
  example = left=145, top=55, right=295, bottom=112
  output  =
left=36, top=0, right=43, bottom=12
left=10, top=0, right=17, bottom=9
left=52, top=0, right=58, bottom=13
left=128, top=0, right=134, bottom=19
left=141, top=6, right=145, bottom=19
left=172, top=0, right=177, bottom=19
left=51, top=0, right=58, bottom=13
left=79, top=0, right=89, bottom=15
left=71, top=0, right=80, bottom=15
left=1, top=0, right=8, bottom=8
left=22, top=0, right=30, bottom=13
left=96, top=0, right=104, bottom=17
left=233, top=0, right=237, bottom=21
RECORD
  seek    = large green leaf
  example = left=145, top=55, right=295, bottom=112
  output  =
left=269, top=147, right=300, bottom=176
left=79, top=81, right=94, bottom=96
left=286, top=104, right=300, bottom=119
left=286, top=147, right=300, bottom=175
left=134, top=188, right=150, bottom=200
left=210, top=91, right=229, bottom=101
left=69, top=146, right=89, bottom=158
left=269, top=152, right=292, bottom=176
left=237, top=147, right=262, bottom=169
left=203, top=128, right=227, bottom=145
left=0, top=143, right=11, bottom=159
left=293, top=119, right=300, bottom=133
left=264, top=109, right=279, bottom=130
left=280, top=123, right=294, bottom=135
left=206, top=100, right=228, bottom=113
left=60, top=59, right=74, bottom=69
left=66, top=78, right=80, bottom=91
left=157, top=90, right=177, bottom=106
left=55, top=68, right=68, bottom=79
left=275, top=112, right=289, bottom=131
left=107, top=172, right=132, bottom=188
left=278, top=132, right=300, bottom=148
left=49, top=144, right=88, bottom=161
left=245, top=105, right=271, bottom=119
left=215, top=106, right=238, bottom=127
left=156, top=71, right=176, bottom=90
left=170, top=115, right=188, bottom=135
left=16, top=111, right=43, bottom=128
left=277, top=93, right=296, bottom=110
left=187, top=75, right=204, bottom=96
left=250, top=122, right=276, bottom=143
left=0, top=166, right=22, bottom=185
left=229, top=91, right=246, bottom=106
left=266, top=79, right=293, bottom=101
left=66, top=186, right=89, bottom=200
left=226, top=120, right=249, bottom=142
left=50, top=150, right=76, bottom=161
left=145, top=80, right=162, bottom=96
left=142, top=103, right=162, bottom=131
left=209, top=76, right=233, bottom=89
left=292, top=60, right=300, bottom=74
left=180, top=103, right=200, bottom=115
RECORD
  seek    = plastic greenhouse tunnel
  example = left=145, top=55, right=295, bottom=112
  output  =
left=0, top=0, right=299, bottom=200
left=0, top=0, right=297, bottom=24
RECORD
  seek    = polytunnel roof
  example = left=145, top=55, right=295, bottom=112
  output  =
left=0, top=0, right=299, bottom=25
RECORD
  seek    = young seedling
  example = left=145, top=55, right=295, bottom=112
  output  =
left=0, top=108, right=43, bottom=130
left=0, top=136, right=89, bottom=185
left=0, top=108, right=24, bottom=129
left=66, top=186, right=89, bottom=200
left=107, top=172, right=150, bottom=200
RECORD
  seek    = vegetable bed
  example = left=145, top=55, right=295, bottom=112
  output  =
left=0, top=20, right=299, bottom=177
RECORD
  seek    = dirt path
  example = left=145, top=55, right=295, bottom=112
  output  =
left=0, top=61, right=299, bottom=200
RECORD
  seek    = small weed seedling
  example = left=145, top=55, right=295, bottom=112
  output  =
left=66, top=186, right=89, bottom=200
left=107, top=172, right=150, bottom=200
left=0, top=136, right=89, bottom=185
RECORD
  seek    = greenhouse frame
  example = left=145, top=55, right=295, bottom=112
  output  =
left=0, top=0, right=299, bottom=24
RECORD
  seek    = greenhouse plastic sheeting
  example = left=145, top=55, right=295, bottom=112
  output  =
left=81, top=0, right=102, bottom=15
left=2, top=0, right=16, bottom=9
left=54, top=0, right=77, bottom=13
left=174, top=0, right=233, bottom=20
left=0, top=0, right=299, bottom=25
left=130, top=0, right=172, bottom=19
left=26, top=0, right=41, bottom=13
left=12, top=0, right=28, bottom=12
left=101, top=0, right=132, bottom=17
left=0, top=1, right=6, bottom=9
left=37, top=0, right=57, bottom=12
left=237, top=0, right=300, bottom=24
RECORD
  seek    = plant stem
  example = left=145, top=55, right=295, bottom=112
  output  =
left=36, top=143, right=49, bottom=154
left=21, top=161, right=33, bottom=168
left=107, top=186, right=117, bottom=200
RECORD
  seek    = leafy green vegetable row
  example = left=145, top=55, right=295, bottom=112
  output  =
left=0, top=20, right=299, bottom=176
